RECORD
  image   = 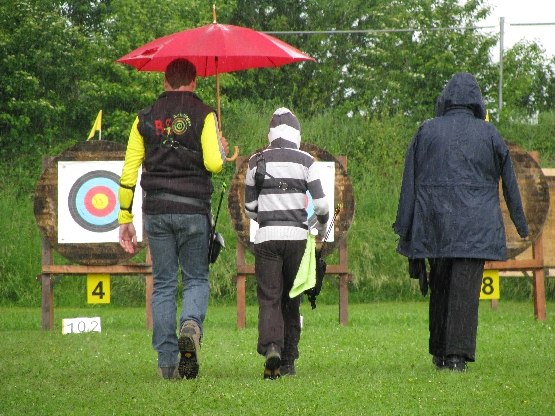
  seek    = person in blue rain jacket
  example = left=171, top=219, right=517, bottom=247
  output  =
left=393, top=72, right=529, bottom=371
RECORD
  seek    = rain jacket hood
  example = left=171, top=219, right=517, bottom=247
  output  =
left=434, top=72, right=487, bottom=120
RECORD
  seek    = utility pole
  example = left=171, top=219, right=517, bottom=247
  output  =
left=498, top=17, right=504, bottom=119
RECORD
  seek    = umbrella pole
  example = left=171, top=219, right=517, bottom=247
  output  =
left=215, top=56, right=239, bottom=162
left=216, top=56, right=222, bottom=134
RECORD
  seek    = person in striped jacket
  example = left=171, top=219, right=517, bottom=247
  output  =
left=245, top=107, right=329, bottom=379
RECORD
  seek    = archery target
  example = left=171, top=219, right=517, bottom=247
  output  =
left=68, top=170, right=120, bottom=232
left=249, top=161, right=335, bottom=242
left=58, top=161, right=143, bottom=244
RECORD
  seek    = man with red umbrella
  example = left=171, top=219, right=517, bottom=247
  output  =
left=118, top=58, right=229, bottom=380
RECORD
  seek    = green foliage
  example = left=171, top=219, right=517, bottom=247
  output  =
left=1, top=303, right=554, bottom=415
left=59, top=0, right=115, bottom=36
left=228, top=0, right=499, bottom=118
left=0, top=186, right=42, bottom=305
left=2, top=0, right=555, bottom=307
left=4, top=106, right=555, bottom=307
left=0, top=1, right=92, bottom=158
left=0, top=0, right=238, bottom=182
left=496, top=111, right=555, bottom=166
left=1, top=0, right=553, bottom=168
left=500, top=40, right=555, bottom=115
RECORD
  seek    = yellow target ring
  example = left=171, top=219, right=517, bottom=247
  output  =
left=92, top=193, right=109, bottom=210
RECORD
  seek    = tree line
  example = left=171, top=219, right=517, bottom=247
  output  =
left=1, top=0, right=554, bottom=179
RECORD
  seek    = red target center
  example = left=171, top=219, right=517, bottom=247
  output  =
left=84, top=186, right=117, bottom=217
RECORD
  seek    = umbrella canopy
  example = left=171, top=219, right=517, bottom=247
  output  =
left=116, top=23, right=315, bottom=75
left=116, top=13, right=315, bottom=161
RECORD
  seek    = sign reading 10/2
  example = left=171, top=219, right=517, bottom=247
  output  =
left=87, top=273, right=111, bottom=304
left=62, top=317, right=101, bottom=334
left=480, top=270, right=500, bottom=300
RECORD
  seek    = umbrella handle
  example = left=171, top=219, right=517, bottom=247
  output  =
left=227, top=146, right=239, bottom=162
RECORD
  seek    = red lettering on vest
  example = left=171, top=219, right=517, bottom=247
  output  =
left=154, top=119, right=164, bottom=136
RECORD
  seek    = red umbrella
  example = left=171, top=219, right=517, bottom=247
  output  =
left=116, top=7, right=315, bottom=161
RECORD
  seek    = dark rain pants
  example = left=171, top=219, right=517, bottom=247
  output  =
left=428, top=258, right=485, bottom=362
left=254, top=239, right=306, bottom=365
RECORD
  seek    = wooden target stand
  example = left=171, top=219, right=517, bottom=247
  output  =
left=34, top=141, right=153, bottom=330
left=227, top=144, right=355, bottom=328
left=484, top=145, right=550, bottom=320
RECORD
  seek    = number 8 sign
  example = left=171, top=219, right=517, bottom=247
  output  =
left=480, top=270, right=500, bottom=300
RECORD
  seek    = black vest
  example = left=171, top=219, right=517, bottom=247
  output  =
left=138, top=91, right=215, bottom=213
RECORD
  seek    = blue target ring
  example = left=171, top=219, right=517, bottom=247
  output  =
left=68, top=170, right=121, bottom=232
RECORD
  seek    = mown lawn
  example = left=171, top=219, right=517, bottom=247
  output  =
left=1, top=301, right=554, bottom=415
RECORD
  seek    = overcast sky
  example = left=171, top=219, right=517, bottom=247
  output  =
left=477, top=0, right=555, bottom=61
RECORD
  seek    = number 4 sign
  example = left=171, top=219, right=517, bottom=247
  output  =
left=87, top=274, right=111, bottom=304
left=480, top=270, right=500, bottom=300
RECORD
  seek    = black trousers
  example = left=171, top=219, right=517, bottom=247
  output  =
left=254, top=239, right=306, bottom=364
left=428, top=258, right=485, bottom=362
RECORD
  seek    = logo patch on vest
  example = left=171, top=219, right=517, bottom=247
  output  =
left=171, top=113, right=191, bottom=135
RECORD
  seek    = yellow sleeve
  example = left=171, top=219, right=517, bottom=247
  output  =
left=201, top=112, right=226, bottom=173
left=118, top=117, right=145, bottom=224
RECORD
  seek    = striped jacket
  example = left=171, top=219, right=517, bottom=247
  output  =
left=245, top=138, right=329, bottom=244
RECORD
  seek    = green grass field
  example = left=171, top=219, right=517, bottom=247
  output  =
left=2, top=107, right=555, bottom=415
left=1, top=301, right=554, bottom=415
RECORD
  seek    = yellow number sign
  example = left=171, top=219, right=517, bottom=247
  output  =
left=87, top=274, right=111, bottom=304
left=480, top=270, right=499, bottom=300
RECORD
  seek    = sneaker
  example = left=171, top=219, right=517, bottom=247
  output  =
left=432, top=355, right=447, bottom=370
left=158, top=366, right=181, bottom=380
left=178, top=321, right=201, bottom=379
left=264, top=344, right=281, bottom=380
left=446, top=355, right=467, bottom=372
left=280, top=363, right=296, bottom=376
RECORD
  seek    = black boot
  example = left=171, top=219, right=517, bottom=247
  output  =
left=432, top=355, right=447, bottom=370
left=264, top=344, right=281, bottom=379
left=446, top=355, right=467, bottom=372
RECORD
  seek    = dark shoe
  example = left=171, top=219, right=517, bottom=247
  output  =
left=178, top=321, right=201, bottom=379
left=433, top=355, right=447, bottom=370
left=280, top=363, right=296, bottom=376
left=264, top=344, right=281, bottom=380
left=158, top=366, right=181, bottom=380
left=446, top=355, right=467, bottom=372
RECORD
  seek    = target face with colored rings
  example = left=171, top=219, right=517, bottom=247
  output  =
left=68, top=170, right=121, bottom=232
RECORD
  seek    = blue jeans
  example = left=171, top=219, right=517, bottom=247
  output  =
left=145, top=213, right=210, bottom=367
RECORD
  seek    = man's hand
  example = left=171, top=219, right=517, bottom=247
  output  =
left=119, top=223, right=138, bottom=254
left=220, top=135, right=229, bottom=156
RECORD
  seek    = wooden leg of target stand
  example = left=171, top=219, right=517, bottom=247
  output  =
left=233, top=275, right=246, bottom=329
left=145, top=246, right=153, bottom=330
left=41, top=274, right=54, bottom=330
left=41, top=234, right=54, bottom=331
left=533, top=268, right=546, bottom=321
left=339, top=274, right=352, bottom=326
left=40, top=156, right=55, bottom=331
left=533, top=230, right=546, bottom=321
left=529, top=151, right=547, bottom=321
